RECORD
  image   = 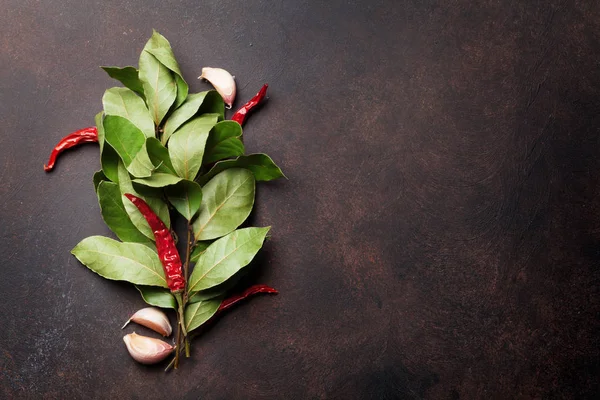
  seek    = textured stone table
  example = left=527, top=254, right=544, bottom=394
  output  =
left=1, top=0, right=598, bottom=398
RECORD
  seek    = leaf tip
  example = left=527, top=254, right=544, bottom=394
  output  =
left=261, top=226, right=272, bottom=239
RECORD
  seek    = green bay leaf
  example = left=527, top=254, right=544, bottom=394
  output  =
left=162, top=92, right=210, bottom=144
left=95, top=111, right=105, bottom=152
left=198, top=153, right=285, bottom=184
left=126, top=143, right=154, bottom=178
left=136, top=285, right=176, bottom=309
left=96, top=112, right=123, bottom=183
left=93, top=170, right=107, bottom=192
left=193, top=168, right=255, bottom=241
left=203, top=137, right=244, bottom=164
left=143, top=30, right=188, bottom=108
left=203, top=121, right=245, bottom=164
left=197, top=90, right=225, bottom=121
left=146, top=137, right=176, bottom=174
left=187, top=227, right=270, bottom=294
left=165, top=179, right=202, bottom=221
left=139, top=50, right=176, bottom=126
left=101, top=66, right=145, bottom=98
left=97, top=181, right=152, bottom=244
left=190, top=240, right=213, bottom=263
left=188, top=289, right=225, bottom=303
left=168, top=114, right=218, bottom=180
left=101, top=143, right=120, bottom=183
left=102, top=87, right=155, bottom=138
left=103, top=115, right=145, bottom=166
left=71, top=236, right=167, bottom=287
left=133, top=173, right=182, bottom=188
left=187, top=272, right=242, bottom=303
left=184, top=298, right=222, bottom=333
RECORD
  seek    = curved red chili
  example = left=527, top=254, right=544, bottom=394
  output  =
left=217, top=284, right=278, bottom=313
left=231, top=84, right=268, bottom=126
left=124, top=193, right=185, bottom=293
left=43, top=127, right=98, bottom=172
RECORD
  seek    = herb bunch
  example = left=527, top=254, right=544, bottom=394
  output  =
left=65, top=31, right=284, bottom=369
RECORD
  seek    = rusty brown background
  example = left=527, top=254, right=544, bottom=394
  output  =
left=1, top=0, right=599, bottom=399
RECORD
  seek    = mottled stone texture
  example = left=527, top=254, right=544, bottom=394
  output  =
left=1, top=0, right=599, bottom=398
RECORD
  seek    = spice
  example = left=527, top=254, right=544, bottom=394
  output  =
left=198, top=67, right=236, bottom=109
left=122, top=307, right=172, bottom=337
left=124, top=194, right=185, bottom=293
left=218, top=284, right=278, bottom=313
left=123, top=332, right=174, bottom=364
left=231, top=84, right=268, bottom=126
left=43, top=127, right=98, bottom=172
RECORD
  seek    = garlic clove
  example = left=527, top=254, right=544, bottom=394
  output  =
left=123, top=332, right=174, bottom=365
left=199, top=67, right=236, bottom=109
left=122, top=307, right=172, bottom=337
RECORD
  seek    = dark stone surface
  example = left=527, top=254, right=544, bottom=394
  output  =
left=1, top=0, right=599, bottom=398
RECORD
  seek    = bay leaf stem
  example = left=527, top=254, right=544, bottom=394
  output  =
left=174, top=315, right=181, bottom=369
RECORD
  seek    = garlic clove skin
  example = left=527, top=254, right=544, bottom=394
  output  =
left=123, top=332, right=174, bottom=365
left=199, top=67, right=236, bottom=109
left=122, top=307, right=172, bottom=337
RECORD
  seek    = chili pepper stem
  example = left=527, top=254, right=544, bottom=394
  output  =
left=185, top=337, right=191, bottom=358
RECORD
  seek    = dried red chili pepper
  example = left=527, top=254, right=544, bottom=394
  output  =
left=217, top=284, right=278, bottom=313
left=231, top=84, right=268, bottom=126
left=43, top=127, right=98, bottom=172
left=124, top=193, right=185, bottom=293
